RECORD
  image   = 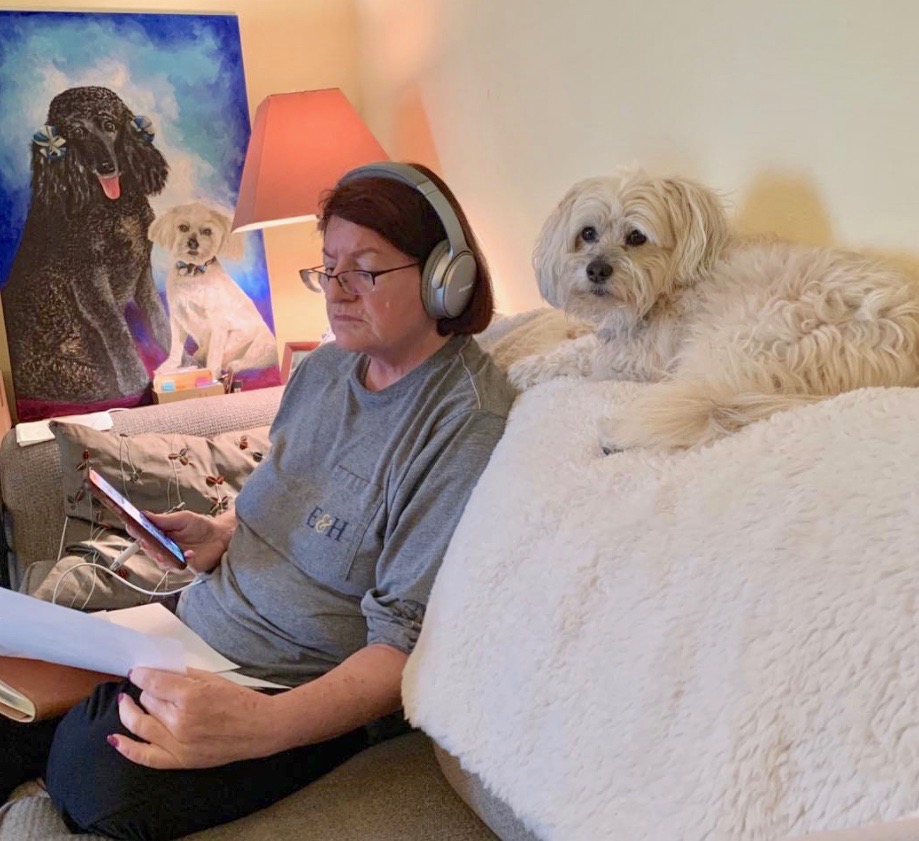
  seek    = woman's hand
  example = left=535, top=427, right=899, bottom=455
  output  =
left=111, top=646, right=409, bottom=769
left=109, top=668, right=281, bottom=769
left=127, top=509, right=235, bottom=573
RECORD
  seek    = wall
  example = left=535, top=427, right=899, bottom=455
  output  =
left=0, top=0, right=357, bottom=413
left=6, top=2, right=919, bottom=413
left=354, top=0, right=919, bottom=314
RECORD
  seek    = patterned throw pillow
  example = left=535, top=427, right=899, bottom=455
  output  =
left=50, top=422, right=271, bottom=529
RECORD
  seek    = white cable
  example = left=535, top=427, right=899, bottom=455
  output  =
left=109, top=540, right=142, bottom=572
left=51, top=561, right=204, bottom=605
left=75, top=564, right=98, bottom=611
left=149, top=569, right=172, bottom=604
left=458, top=337, right=481, bottom=410
left=56, top=513, right=102, bottom=608
left=55, top=516, right=69, bottom=563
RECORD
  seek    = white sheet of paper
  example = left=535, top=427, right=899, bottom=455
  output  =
left=99, top=606, right=288, bottom=688
left=0, top=592, right=289, bottom=689
left=14, top=410, right=114, bottom=448
left=0, top=588, right=185, bottom=675
left=100, top=604, right=239, bottom=673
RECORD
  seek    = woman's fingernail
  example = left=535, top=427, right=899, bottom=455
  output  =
left=107, top=734, right=119, bottom=748
left=127, top=669, right=133, bottom=681
left=117, top=692, right=126, bottom=704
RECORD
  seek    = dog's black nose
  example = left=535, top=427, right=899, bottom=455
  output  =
left=187, top=237, right=199, bottom=250
left=586, top=259, right=613, bottom=284
left=97, top=160, right=116, bottom=175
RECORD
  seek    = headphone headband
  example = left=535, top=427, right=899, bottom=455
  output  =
left=336, top=162, right=477, bottom=319
left=340, top=162, right=471, bottom=261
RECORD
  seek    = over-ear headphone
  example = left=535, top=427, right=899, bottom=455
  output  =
left=338, top=162, right=477, bottom=319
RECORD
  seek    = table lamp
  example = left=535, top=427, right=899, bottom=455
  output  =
left=232, top=88, right=388, bottom=232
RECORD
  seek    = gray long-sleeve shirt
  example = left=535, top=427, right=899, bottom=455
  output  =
left=177, top=335, right=515, bottom=687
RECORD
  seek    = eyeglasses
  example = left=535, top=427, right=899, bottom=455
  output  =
left=299, top=262, right=420, bottom=296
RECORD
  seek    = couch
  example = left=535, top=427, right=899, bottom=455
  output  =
left=0, top=385, right=536, bottom=841
left=6, top=312, right=918, bottom=841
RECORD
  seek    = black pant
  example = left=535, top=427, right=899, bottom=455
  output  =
left=4, top=680, right=369, bottom=841
left=0, top=709, right=61, bottom=802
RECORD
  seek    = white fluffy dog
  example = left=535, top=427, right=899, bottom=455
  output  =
left=508, top=171, right=919, bottom=450
left=149, top=203, right=277, bottom=377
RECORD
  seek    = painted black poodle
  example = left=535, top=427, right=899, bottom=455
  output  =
left=1, top=86, right=171, bottom=413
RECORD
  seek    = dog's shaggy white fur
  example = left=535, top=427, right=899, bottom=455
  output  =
left=150, top=203, right=277, bottom=377
left=508, top=171, right=919, bottom=450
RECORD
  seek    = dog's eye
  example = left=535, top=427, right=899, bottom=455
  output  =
left=201, top=228, right=212, bottom=237
left=178, top=224, right=190, bottom=233
left=625, top=230, right=647, bottom=247
left=102, top=120, right=116, bottom=133
left=580, top=226, right=598, bottom=244
left=71, top=126, right=86, bottom=139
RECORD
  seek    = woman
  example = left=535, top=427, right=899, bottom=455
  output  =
left=3, top=162, right=515, bottom=839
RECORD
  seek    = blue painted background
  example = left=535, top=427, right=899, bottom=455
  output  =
left=0, top=10, right=274, bottom=329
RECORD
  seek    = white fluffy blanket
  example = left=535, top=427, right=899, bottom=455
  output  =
left=403, top=379, right=919, bottom=841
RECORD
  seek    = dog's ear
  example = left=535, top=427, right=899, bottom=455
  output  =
left=657, top=177, right=729, bottom=280
left=148, top=209, right=177, bottom=250
left=212, top=212, right=245, bottom=261
left=32, top=129, right=93, bottom=216
left=211, top=208, right=246, bottom=261
left=533, top=185, right=583, bottom=309
left=221, top=231, right=246, bottom=262
left=118, top=110, right=169, bottom=197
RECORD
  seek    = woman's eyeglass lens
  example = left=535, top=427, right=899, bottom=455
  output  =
left=299, top=263, right=420, bottom=295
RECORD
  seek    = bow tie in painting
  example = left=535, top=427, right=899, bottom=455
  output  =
left=176, top=259, right=213, bottom=276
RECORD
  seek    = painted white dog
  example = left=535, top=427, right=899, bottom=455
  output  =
left=508, top=170, right=919, bottom=451
left=149, top=203, right=277, bottom=377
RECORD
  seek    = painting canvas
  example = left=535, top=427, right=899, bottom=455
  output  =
left=0, top=11, right=280, bottom=422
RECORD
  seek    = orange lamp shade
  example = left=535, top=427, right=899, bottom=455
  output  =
left=231, top=88, right=388, bottom=232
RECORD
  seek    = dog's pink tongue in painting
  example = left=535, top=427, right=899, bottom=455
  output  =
left=98, top=173, right=121, bottom=200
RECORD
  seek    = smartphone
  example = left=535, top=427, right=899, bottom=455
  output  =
left=86, top=468, right=187, bottom=567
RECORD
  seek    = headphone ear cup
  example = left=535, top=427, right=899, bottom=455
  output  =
left=421, top=240, right=451, bottom=318
left=440, top=251, right=477, bottom=319
left=422, top=241, right=477, bottom=319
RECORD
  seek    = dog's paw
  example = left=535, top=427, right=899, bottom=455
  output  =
left=507, top=356, right=550, bottom=390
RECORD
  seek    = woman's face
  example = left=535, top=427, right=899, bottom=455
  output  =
left=321, top=216, right=438, bottom=361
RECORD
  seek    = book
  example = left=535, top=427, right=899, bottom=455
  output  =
left=0, top=656, right=118, bottom=723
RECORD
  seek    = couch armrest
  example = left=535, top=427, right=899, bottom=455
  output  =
left=108, top=387, right=283, bottom=437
